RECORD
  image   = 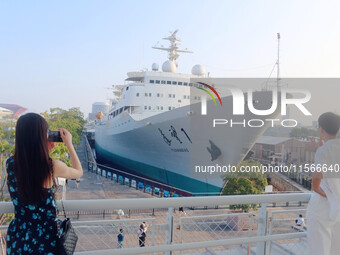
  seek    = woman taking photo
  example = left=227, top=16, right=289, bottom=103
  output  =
left=6, top=113, right=83, bottom=254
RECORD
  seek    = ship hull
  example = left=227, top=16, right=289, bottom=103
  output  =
left=95, top=91, right=280, bottom=194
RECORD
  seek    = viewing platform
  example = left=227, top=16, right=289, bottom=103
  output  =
left=0, top=136, right=311, bottom=255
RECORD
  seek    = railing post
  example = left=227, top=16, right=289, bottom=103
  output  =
left=165, top=207, right=174, bottom=255
left=256, top=203, right=268, bottom=255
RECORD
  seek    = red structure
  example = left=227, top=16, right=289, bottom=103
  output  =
left=0, top=104, right=27, bottom=118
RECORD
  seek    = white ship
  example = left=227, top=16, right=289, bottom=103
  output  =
left=95, top=30, right=281, bottom=194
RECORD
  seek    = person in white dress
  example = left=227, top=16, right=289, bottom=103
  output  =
left=307, top=112, right=340, bottom=255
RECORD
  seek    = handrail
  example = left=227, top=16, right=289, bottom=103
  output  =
left=0, top=193, right=311, bottom=214
left=74, top=232, right=306, bottom=255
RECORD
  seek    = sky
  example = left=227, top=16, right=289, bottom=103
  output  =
left=0, top=0, right=340, bottom=118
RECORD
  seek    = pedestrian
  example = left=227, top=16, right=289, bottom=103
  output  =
left=117, top=228, right=124, bottom=248
left=307, top=112, right=340, bottom=255
left=76, top=178, right=80, bottom=188
left=295, top=214, right=305, bottom=226
left=137, top=223, right=147, bottom=247
left=5, top=113, right=83, bottom=255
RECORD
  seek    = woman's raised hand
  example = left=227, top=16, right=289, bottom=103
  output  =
left=58, top=128, right=73, bottom=147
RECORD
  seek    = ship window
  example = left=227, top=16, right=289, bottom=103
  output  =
left=156, top=80, right=160, bottom=84
left=167, top=81, right=171, bottom=85
left=126, top=87, right=129, bottom=91
left=161, top=106, right=163, bottom=110
left=169, top=107, right=172, bottom=110
left=149, top=93, right=152, bottom=97
left=150, top=80, right=155, bottom=83
left=144, top=106, right=147, bottom=110
left=172, top=81, right=177, bottom=85
left=148, top=106, right=151, bottom=110
left=178, top=82, right=183, bottom=85
left=161, top=80, right=166, bottom=84
left=189, top=83, right=193, bottom=86
left=184, top=82, right=188, bottom=86
left=136, top=93, right=139, bottom=97
left=172, top=94, right=175, bottom=98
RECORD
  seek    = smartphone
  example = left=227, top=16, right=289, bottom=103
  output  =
left=48, top=130, right=63, bottom=142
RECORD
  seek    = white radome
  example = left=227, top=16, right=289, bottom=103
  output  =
left=162, top=60, right=176, bottom=73
left=192, top=64, right=206, bottom=76
left=152, top=63, right=159, bottom=71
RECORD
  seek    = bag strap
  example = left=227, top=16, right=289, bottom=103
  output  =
left=50, top=159, right=67, bottom=238
left=50, top=158, right=67, bottom=219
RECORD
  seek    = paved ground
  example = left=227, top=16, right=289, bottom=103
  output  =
left=63, top=137, right=153, bottom=201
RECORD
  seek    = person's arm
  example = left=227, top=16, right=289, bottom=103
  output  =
left=54, top=128, right=83, bottom=179
left=312, top=172, right=326, bottom=198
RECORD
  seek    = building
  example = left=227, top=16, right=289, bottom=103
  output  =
left=88, top=102, right=109, bottom=120
left=0, top=104, right=27, bottom=118
left=252, top=136, right=307, bottom=164
left=0, top=107, right=13, bottom=119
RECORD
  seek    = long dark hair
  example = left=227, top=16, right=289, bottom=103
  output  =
left=14, top=113, right=53, bottom=204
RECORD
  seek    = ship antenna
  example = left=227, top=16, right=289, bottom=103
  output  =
left=152, top=29, right=193, bottom=67
left=277, top=32, right=280, bottom=88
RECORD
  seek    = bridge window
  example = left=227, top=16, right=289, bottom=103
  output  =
left=156, top=80, right=160, bottom=84
left=167, top=81, right=171, bottom=85
left=161, top=80, right=166, bottom=84
left=149, top=93, right=152, bottom=97
left=172, top=81, right=177, bottom=85
left=145, top=93, right=148, bottom=97
left=136, top=93, right=139, bottom=97
left=157, top=93, right=160, bottom=97
left=168, top=107, right=172, bottom=110
left=172, top=94, right=175, bottom=98
left=178, top=82, right=182, bottom=85
left=148, top=106, right=151, bottom=110
left=184, top=82, right=188, bottom=86
left=161, top=106, right=163, bottom=110
left=189, top=83, right=193, bottom=87
left=150, top=80, right=155, bottom=84
left=144, top=106, right=147, bottom=110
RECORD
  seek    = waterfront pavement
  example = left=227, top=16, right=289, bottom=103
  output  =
left=63, top=138, right=153, bottom=201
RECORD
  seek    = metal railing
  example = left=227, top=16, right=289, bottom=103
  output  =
left=0, top=193, right=311, bottom=255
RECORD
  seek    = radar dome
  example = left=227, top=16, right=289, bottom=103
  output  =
left=192, top=64, right=206, bottom=76
left=162, top=61, right=176, bottom=73
left=152, top=63, right=159, bottom=71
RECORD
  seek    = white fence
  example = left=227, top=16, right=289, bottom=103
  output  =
left=0, top=193, right=311, bottom=255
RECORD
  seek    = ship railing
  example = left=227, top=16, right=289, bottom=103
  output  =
left=0, top=193, right=311, bottom=255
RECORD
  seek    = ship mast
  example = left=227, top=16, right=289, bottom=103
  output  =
left=152, top=30, right=193, bottom=67
left=276, top=32, right=280, bottom=88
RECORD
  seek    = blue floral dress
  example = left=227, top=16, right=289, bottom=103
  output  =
left=6, top=157, right=58, bottom=255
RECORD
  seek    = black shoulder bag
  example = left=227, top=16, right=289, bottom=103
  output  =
left=51, top=161, right=78, bottom=255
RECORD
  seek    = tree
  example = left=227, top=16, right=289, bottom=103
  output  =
left=290, top=127, right=318, bottom=139
left=222, top=160, right=268, bottom=212
left=41, top=108, right=85, bottom=166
